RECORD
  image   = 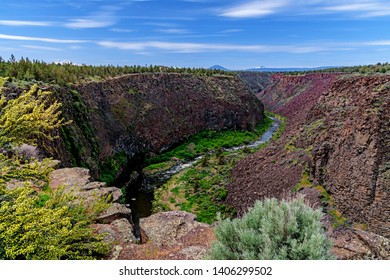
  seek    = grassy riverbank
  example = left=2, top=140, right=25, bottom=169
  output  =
left=144, top=113, right=273, bottom=174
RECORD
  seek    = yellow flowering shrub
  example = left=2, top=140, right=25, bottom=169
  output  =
left=0, top=79, right=110, bottom=259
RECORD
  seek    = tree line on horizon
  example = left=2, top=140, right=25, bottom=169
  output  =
left=0, top=55, right=234, bottom=86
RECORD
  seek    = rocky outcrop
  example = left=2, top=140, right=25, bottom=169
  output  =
left=49, top=73, right=264, bottom=178
left=332, top=229, right=390, bottom=260
left=118, top=211, right=214, bottom=260
left=47, top=169, right=214, bottom=260
left=49, top=167, right=123, bottom=206
left=49, top=167, right=137, bottom=259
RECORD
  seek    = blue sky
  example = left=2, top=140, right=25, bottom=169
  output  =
left=1, top=0, right=390, bottom=69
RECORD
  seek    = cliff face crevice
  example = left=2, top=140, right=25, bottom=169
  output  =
left=50, top=73, right=264, bottom=178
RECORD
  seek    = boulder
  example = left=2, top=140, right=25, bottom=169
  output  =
left=93, top=218, right=137, bottom=260
left=97, top=203, right=132, bottom=224
left=49, top=167, right=90, bottom=192
left=119, top=211, right=215, bottom=260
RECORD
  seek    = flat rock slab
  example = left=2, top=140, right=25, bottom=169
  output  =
left=97, top=203, right=132, bottom=224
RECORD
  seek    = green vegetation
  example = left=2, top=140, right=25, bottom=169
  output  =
left=292, top=168, right=348, bottom=229
left=146, top=115, right=273, bottom=165
left=209, top=197, right=334, bottom=260
left=98, top=152, right=128, bottom=185
left=59, top=88, right=100, bottom=169
left=0, top=79, right=68, bottom=149
left=152, top=114, right=285, bottom=224
left=152, top=153, right=238, bottom=224
left=284, top=62, right=390, bottom=75
left=0, top=79, right=110, bottom=259
left=0, top=55, right=234, bottom=86
left=0, top=184, right=110, bottom=260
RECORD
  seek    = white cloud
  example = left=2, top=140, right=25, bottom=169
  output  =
left=155, top=28, right=191, bottom=34
left=110, top=28, right=134, bottom=33
left=65, top=5, right=120, bottom=29
left=220, top=0, right=290, bottom=18
left=219, top=0, right=390, bottom=18
left=364, top=40, right=390, bottom=46
left=0, top=33, right=88, bottom=44
left=97, top=40, right=336, bottom=53
left=0, top=20, right=51, bottom=27
left=21, top=45, right=61, bottom=51
left=324, top=1, right=390, bottom=17
left=65, top=18, right=114, bottom=29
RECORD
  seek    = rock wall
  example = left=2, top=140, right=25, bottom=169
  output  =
left=50, top=73, right=264, bottom=178
left=227, top=73, right=339, bottom=214
left=304, top=75, right=390, bottom=237
left=229, top=73, right=389, bottom=240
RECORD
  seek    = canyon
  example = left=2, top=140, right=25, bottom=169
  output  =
left=21, top=71, right=389, bottom=259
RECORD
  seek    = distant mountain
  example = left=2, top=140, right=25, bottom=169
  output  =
left=208, top=65, right=230, bottom=71
left=245, top=66, right=337, bottom=72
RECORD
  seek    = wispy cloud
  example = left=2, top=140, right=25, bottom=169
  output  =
left=21, top=45, right=62, bottom=51
left=219, top=0, right=390, bottom=18
left=65, top=18, right=114, bottom=28
left=110, top=28, right=134, bottom=33
left=0, top=20, right=52, bottom=27
left=97, top=40, right=339, bottom=54
left=64, top=5, right=119, bottom=29
left=220, top=0, right=290, bottom=18
left=324, top=1, right=390, bottom=17
left=363, top=40, right=390, bottom=46
left=0, top=33, right=87, bottom=44
left=155, top=28, right=191, bottom=34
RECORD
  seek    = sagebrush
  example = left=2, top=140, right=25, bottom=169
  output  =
left=209, top=197, right=333, bottom=260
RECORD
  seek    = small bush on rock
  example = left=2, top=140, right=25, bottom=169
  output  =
left=209, top=197, right=333, bottom=260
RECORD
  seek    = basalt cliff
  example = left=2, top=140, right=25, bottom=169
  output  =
left=48, top=73, right=264, bottom=180
left=227, top=73, right=389, bottom=259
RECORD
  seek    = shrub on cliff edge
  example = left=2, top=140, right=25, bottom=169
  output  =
left=209, top=197, right=333, bottom=260
left=0, top=78, right=109, bottom=259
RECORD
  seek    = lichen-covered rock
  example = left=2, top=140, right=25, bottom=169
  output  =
left=117, top=211, right=214, bottom=260
left=332, top=229, right=390, bottom=260
left=93, top=218, right=137, bottom=259
left=49, top=167, right=123, bottom=208
left=48, top=167, right=136, bottom=259
left=139, top=211, right=208, bottom=246
left=97, top=203, right=132, bottom=224
left=49, top=167, right=91, bottom=191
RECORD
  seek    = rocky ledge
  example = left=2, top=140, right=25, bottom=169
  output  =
left=48, top=167, right=214, bottom=260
